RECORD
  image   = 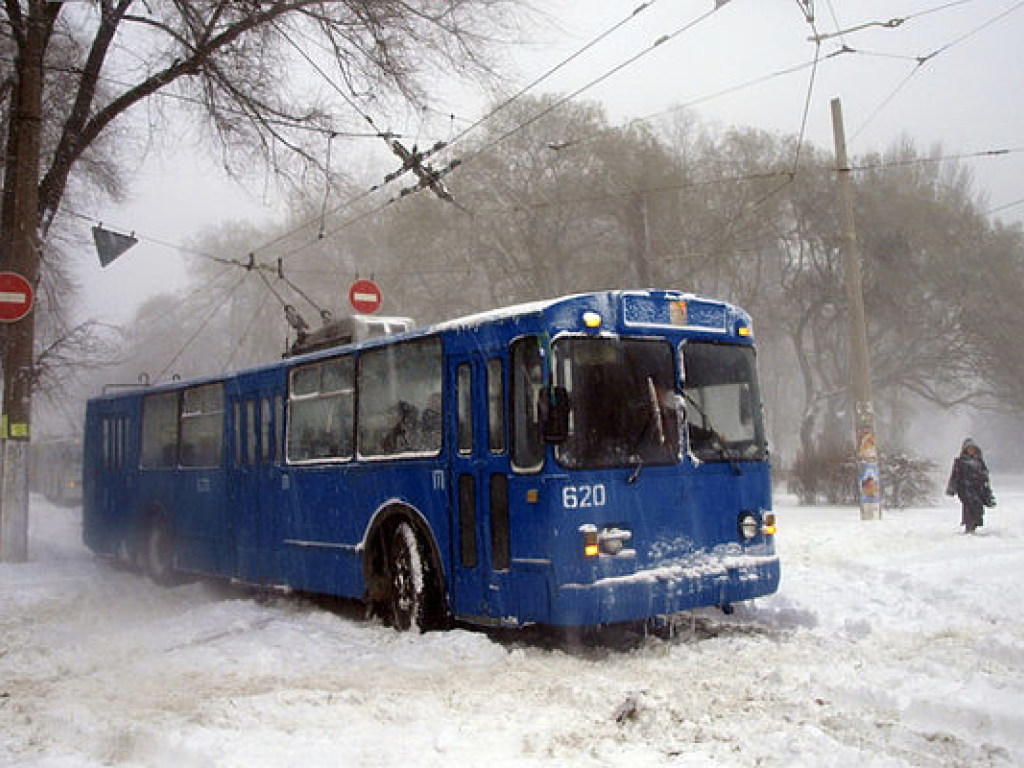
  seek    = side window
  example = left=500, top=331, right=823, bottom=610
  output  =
left=102, top=418, right=119, bottom=469
left=457, top=363, right=473, bottom=455
left=490, top=473, right=510, bottom=571
left=458, top=474, right=477, bottom=568
left=245, top=400, right=257, bottom=466
left=102, top=419, right=111, bottom=467
left=141, top=392, right=179, bottom=468
left=511, top=337, right=543, bottom=472
left=261, top=398, right=272, bottom=464
left=487, top=358, right=505, bottom=454
left=357, top=338, right=442, bottom=458
left=233, top=402, right=243, bottom=466
left=101, top=417, right=125, bottom=470
left=274, top=395, right=284, bottom=464
left=180, top=383, right=224, bottom=468
left=287, top=356, right=355, bottom=462
left=117, top=417, right=126, bottom=468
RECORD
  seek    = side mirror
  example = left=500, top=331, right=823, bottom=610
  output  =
left=538, top=385, right=570, bottom=444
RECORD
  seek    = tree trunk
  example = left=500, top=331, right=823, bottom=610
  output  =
left=1, top=1, right=46, bottom=562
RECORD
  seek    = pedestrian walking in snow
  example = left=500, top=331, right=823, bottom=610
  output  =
left=945, top=438, right=996, bottom=534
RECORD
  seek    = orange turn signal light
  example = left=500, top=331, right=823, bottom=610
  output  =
left=583, top=528, right=599, bottom=557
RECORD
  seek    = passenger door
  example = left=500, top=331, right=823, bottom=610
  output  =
left=447, top=353, right=511, bottom=620
left=231, top=387, right=283, bottom=585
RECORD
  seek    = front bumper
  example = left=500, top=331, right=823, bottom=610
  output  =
left=549, top=552, right=781, bottom=627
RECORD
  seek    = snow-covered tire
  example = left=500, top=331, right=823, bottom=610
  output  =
left=387, top=521, right=440, bottom=632
left=144, top=517, right=177, bottom=586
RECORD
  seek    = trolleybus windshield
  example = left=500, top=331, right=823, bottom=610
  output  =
left=553, top=337, right=680, bottom=470
left=681, top=342, right=766, bottom=463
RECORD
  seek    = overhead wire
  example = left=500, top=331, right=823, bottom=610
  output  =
left=62, top=142, right=1024, bottom=289
left=95, top=0, right=845, bottom=280
left=913, top=0, right=1022, bottom=54
left=649, top=0, right=827, bottom=259
left=986, top=196, right=1024, bottom=216
left=221, top=283, right=278, bottom=372
left=272, top=0, right=736, bottom=255
left=153, top=267, right=251, bottom=383
left=550, top=1, right=996, bottom=156
left=236, top=0, right=671, bottom=265
left=59, top=0, right=1024, bottom=318
left=437, top=0, right=665, bottom=154
left=806, top=0, right=982, bottom=43
left=645, top=55, right=812, bottom=121
left=848, top=146, right=1024, bottom=172
left=791, top=2, right=824, bottom=172
left=851, top=0, right=1024, bottom=140
left=0, top=54, right=381, bottom=140
left=441, top=2, right=734, bottom=181
left=236, top=19, right=479, bottom=264
left=61, top=204, right=271, bottom=272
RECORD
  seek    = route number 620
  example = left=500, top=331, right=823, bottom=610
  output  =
left=562, top=483, right=607, bottom=509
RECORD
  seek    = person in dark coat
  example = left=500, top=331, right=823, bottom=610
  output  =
left=946, top=438, right=996, bottom=533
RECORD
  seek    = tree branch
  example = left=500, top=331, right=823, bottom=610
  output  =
left=37, top=0, right=328, bottom=227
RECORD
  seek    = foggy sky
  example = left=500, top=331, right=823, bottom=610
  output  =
left=82, top=0, right=1024, bottom=322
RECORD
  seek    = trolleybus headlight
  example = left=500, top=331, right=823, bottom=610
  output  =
left=580, top=524, right=633, bottom=557
left=738, top=513, right=759, bottom=541
left=598, top=527, right=632, bottom=556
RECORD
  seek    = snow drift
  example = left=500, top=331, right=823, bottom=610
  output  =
left=2, top=479, right=1023, bottom=766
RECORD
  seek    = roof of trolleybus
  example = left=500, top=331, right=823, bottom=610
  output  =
left=432, top=290, right=753, bottom=339
left=88, top=291, right=752, bottom=403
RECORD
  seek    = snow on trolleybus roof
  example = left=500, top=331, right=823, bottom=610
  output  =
left=432, top=290, right=753, bottom=339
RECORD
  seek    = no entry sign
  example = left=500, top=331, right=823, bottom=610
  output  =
left=349, top=279, right=382, bottom=314
left=0, top=271, right=33, bottom=323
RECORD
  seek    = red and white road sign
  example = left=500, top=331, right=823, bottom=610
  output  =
left=349, top=278, right=382, bottom=314
left=0, top=271, right=33, bottom=323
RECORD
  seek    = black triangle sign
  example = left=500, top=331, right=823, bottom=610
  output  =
left=92, top=225, right=139, bottom=268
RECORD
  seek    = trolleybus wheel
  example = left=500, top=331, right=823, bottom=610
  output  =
left=387, top=521, right=434, bottom=632
left=145, top=517, right=177, bottom=586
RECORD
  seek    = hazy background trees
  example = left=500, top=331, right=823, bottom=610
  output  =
left=86, top=93, right=1024, bottom=480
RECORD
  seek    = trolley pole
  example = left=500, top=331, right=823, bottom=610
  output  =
left=830, top=97, right=881, bottom=520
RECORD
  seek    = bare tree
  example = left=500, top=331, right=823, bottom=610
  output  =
left=0, top=0, right=529, bottom=560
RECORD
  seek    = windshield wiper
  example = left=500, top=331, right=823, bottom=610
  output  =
left=646, top=377, right=665, bottom=446
left=626, top=378, right=667, bottom=485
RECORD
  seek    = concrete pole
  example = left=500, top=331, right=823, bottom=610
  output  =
left=830, top=97, right=881, bottom=520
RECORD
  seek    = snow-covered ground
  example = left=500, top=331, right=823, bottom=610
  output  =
left=3, top=479, right=1023, bottom=767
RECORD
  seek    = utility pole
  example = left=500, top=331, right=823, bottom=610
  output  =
left=831, top=97, right=881, bottom=521
left=1, top=2, right=46, bottom=561
left=635, top=190, right=654, bottom=287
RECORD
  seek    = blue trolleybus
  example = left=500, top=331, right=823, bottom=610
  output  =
left=83, top=290, right=779, bottom=630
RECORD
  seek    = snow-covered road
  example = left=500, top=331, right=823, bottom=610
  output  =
left=3, top=480, right=1023, bottom=767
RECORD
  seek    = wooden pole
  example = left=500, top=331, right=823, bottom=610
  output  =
left=830, top=97, right=881, bottom=520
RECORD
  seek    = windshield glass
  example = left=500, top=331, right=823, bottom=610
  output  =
left=553, top=337, right=679, bottom=469
left=681, top=342, right=766, bottom=463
